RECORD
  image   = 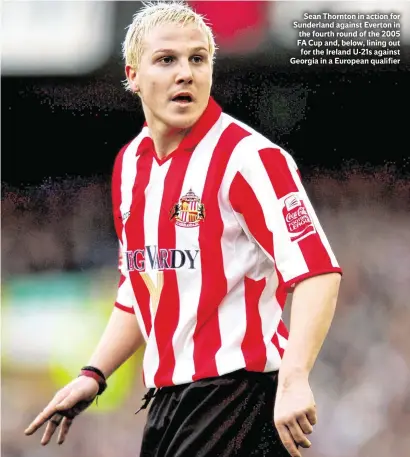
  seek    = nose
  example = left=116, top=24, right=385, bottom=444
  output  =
left=175, top=59, right=193, bottom=85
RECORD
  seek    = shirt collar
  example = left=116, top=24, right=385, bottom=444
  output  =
left=138, top=96, right=222, bottom=158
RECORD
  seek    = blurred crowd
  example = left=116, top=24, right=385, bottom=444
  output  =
left=1, top=177, right=117, bottom=276
left=2, top=167, right=410, bottom=457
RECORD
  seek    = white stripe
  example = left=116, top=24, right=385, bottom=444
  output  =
left=142, top=160, right=171, bottom=388
left=222, top=113, right=276, bottom=150
left=215, top=279, right=247, bottom=375
left=171, top=115, right=224, bottom=385
left=277, top=333, right=288, bottom=351
left=258, top=271, right=284, bottom=372
left=116, top=276, right=137, bottom=311
left=119, top=134, right=150, bottom=341
left=216, top=139, right=260, bottom=374
left=119, top=132, right=148, bottom=220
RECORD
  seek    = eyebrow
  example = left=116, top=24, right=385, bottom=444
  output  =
left=152, top=47, right=209, bottom=55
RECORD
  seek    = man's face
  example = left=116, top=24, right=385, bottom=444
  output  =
left=126, top=22, right=213, bottom=131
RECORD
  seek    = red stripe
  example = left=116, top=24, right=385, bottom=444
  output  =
left=241, top=277, right=267, bottom=372
left=271, top=331, right=284, bottom=358
left=193, top=123, right=251, bottom=381
left=229, top=153, right=295, bottom=322
left=297, top=234, right=334, bottom=273
left=230, top=170, right=291, bottom=321
left=230, top=172, right=274, bottom=259
left=126, top=146, right=154, bottom=336
left=258, top=148, right=298, bottom=199
left=275, top=270, right=288, bottom=309
left=114, top=302, right=135, bottom=314
left=277, top=319, right=289, bottom=340
left=153, top=150, right=193, bottom=386
left=271, top=319, right=288, bottom=359
left=118, top=274, right=126, bottom=288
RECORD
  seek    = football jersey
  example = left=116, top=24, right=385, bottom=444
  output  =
left=112, top=97, right=342, bottom=388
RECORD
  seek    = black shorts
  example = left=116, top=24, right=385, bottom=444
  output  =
left=139, top=369, right=289, bottom=457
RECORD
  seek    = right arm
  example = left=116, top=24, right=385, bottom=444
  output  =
left=25, top=142, right=144, bottom=444
left=87, top=306, right=144, bottom=379
left=94, top=139, right=145, bottom=378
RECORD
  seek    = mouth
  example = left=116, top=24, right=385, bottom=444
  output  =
left=171, top=94, right=193, bottom=104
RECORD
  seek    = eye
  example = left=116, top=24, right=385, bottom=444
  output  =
left=191, top=55, right=204, bottom=63
left=159, top=56, right=174, bottom=65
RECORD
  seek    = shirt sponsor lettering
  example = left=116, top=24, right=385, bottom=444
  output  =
left=125, top=245, right=199, bottom=272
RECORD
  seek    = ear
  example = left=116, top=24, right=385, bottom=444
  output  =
left=125, top=65, right=140, bottom=92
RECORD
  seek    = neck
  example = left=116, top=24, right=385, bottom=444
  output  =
left=143, top=108, right=191, bottom=160
left=150, top=124, right=189, bottom=160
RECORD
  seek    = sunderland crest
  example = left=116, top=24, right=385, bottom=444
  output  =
left=170, top=189, right=205, bottom=228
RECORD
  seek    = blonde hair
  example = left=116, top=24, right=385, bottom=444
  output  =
left=122, top=1, right=217, bottom=92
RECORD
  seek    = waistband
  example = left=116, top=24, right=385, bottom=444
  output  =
left=135, top=369, right=278, bottom=415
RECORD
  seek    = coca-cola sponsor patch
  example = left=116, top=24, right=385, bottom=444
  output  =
left=282, top=193, right=316, bottom=242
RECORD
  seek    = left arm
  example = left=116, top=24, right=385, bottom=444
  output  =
left=272, top=273, right=341, bottom=457
left=279, top=272, right=341, bottom=384
left=229, top=142, right=342, bottom=457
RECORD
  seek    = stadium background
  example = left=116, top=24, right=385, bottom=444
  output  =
left=2, top=1, right=410, bottom=456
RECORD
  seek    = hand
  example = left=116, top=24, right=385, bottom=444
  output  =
left=24, top=376, right=99, bottom=445
left=274, top=373, right=317, bottom=457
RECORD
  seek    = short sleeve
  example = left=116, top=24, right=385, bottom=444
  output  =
left=112, top=143, right=137, bottom=314
left=229, top=146, right=342, bottom=290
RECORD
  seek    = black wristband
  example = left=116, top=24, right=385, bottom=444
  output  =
left=79, top=366, right=107, bottom=395
left=81, top=365, right=106, bottom=381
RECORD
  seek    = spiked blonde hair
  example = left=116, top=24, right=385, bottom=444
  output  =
left=122, top=1, right=217, bottom=92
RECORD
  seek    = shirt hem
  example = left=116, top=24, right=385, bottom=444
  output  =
left=283, top=267, right=343, bottom=291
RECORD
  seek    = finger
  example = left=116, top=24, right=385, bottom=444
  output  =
left=287, top=418, right=312, bottom=449
left=306, top=406, right=318, bottom=426
left=25, top=401, right=63, bottom=436
left=57, top=417, right=73, bottom=445
left=40, top=416, right=62, bottom=446
left=298, top=414, right=314, bottom=435
left=275, top=423, right=301, bottom=457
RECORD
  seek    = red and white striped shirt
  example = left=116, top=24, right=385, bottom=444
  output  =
left=112, top=97, right=342, bottom=388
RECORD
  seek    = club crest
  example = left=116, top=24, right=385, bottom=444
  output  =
left=170, top=189, right=205, bottom=228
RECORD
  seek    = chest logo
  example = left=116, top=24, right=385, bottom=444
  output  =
left=170, top=189, right=205, bottom=228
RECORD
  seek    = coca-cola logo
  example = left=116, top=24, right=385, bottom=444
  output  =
left=285, top=206, right=308, bottom=223
left=282, top=195, right=315, bottom=241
